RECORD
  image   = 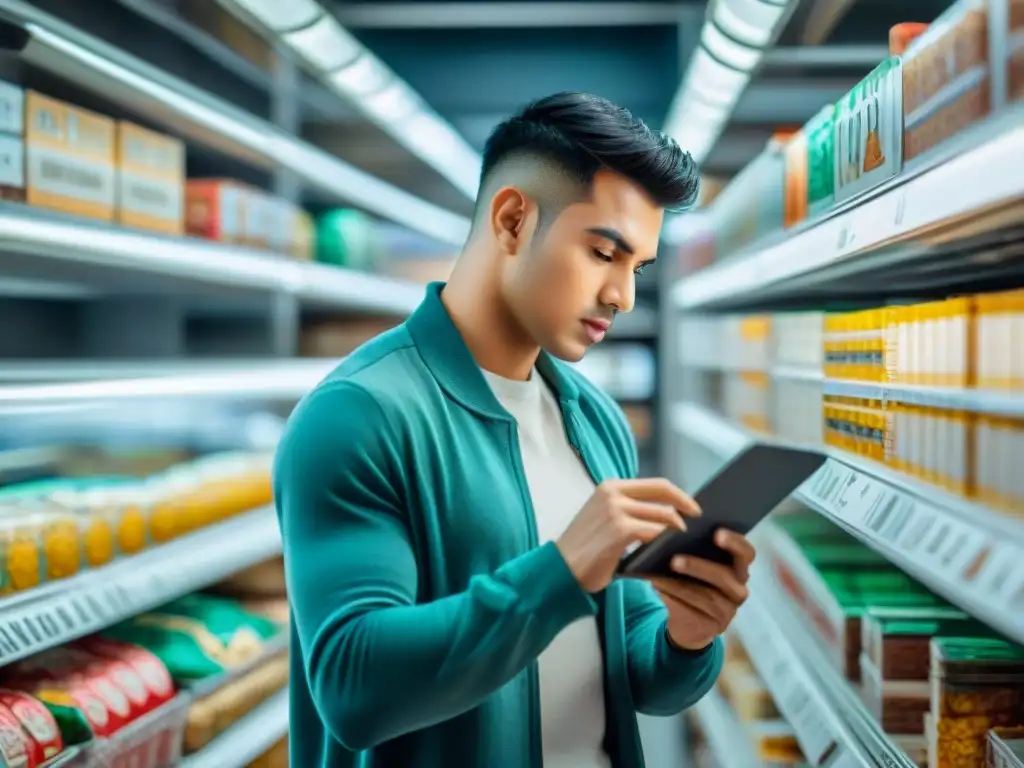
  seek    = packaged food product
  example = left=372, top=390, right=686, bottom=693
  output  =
left=0, top=504, right=84, bottom=593
left=719, top=665, right=779, bottom=722
left=708, top=139, right=787, bottom=258
left=115, top=121, right=185, bottom=235
left=804, top=105, right=837, bottom=218
left=104, top=594, right=280, bottom=681
left=861, top=606, right=987, bottom=680
left=861, top=652, right=930, bottom=734
left=0, top=79, right=26, bottom=204
left=834, top=57, right=905, bottom=204
left=290, top=207, right=315, bottom=260
left=0, top=691, right=62, bottom=764
left=24, top=91, right=115, bottom=221
left=184, top=655, right=288, bottom=753
left=746, top=719, right=804, bottom=763
left=930, top=637, right=1024, bottom=720
left=72, top=637, right=175, bottom=711
left=248, top=736, right=288, bottom=768
left=0, top=701, right=36, bottom=768
left=890, top=22, right=930, bottom=55
left=185, top=179, right=245, bottom=243
left=1009, top=0, right=1024, bottom=102
left=316, top=208, right=379, bottom=269
left=975, top=415, right=1023, bottom=512
left=901, top=2, right=992, bottom=163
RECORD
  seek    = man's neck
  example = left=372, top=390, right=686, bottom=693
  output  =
left=442, top=247, right=539, bottom=381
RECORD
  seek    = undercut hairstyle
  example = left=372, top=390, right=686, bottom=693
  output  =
left=473, top=91, right=700, bottom=231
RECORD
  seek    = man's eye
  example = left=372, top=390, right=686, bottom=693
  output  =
left=634, top=265, right=647, bottom=276
left=591, top=248, right=613, bottom=262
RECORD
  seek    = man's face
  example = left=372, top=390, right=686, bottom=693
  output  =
left=501, top=169, right=663, bottom=362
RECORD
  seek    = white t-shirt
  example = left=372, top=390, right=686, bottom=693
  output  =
left=481, top=368, right=611, bottom=768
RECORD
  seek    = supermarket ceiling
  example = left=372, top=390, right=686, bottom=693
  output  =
left=28, top=0, right=957, bottom=230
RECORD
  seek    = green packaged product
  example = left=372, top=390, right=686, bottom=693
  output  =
left=315, top=208, right=378, bottom=270
left=861, top=606, right=990, bottom=681
left=104, top=594, right=280, bottom=681
left=804, top=104, right=836, bottom=216
left=799, top=542, right=888, bottom=568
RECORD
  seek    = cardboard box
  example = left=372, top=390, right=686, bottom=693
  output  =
left=185, top=179, right=244, bottom=243
left=25, top=91, right=115, bottom=220
left=0, top=79, right=25, bottom=203
left=116, top=121, right=185, bottom=235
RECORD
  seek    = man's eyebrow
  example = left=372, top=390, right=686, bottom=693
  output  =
left=586, top=227, right=635, bottom=255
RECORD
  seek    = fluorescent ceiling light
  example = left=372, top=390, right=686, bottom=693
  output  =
left=401, top=112, right=481, bottom=197
left=363, top=81, right=421, bottom=121
left=701, top=22, right=762, bottom=71
left=712, top=0, right=788, bottom=47
left=330, top=53, right=392, bottom=97
left=222, top=1, right=483, bottom=202
left=223, top=0, right=321, bottom=31
left=688, top=48, right=751, bottom=104
left=283, top=14, right=362, bottom=72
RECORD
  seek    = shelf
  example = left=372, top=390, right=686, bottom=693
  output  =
left=672, top=401, right=1024, bottom=646
left=0, top=359, right=338, bottom=412
left=0, top=204, right=424, bottom=315
left=179, top=687, right=289, bottom=768
left=0, top=506, right=281, bottom=667
left=822, top=379, right=1024, bottom=418
left=736, top=554, right=914, bottom=768
left=691, top=689, right=765, bottom=768
left=3, top=1, right=470, bottom=245
left=672, top=107, right=1024, bottom=311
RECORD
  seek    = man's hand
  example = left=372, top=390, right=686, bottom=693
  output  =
left=646, top=529, right=756, bottom=651
left=556, top=478, right=701, bottom=593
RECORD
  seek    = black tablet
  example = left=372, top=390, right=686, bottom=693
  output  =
left=617, top=442, right=827, bottom=578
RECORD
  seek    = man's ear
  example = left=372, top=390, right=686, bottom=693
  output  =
left=489, top=186, right=531, bottom=254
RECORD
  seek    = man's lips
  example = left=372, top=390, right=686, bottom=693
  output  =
left=581, top=318, right=611, bottom=342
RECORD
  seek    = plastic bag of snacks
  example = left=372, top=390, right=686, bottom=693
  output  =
left=103, top=594, right=281, bottom=682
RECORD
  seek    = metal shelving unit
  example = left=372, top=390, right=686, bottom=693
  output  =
left=0, top=506, right=281, bottom=666
left=673, top=401, right=1024, bottom=647
left=672, top=107, right=1024, bottom=312
left=691, top=689, right=766, bottom=768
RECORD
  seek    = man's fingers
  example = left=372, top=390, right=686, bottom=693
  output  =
left=621, top=500, right=686, bottom=531
left=651, top=579, right=731, bottom=624
left=611, top=478, right=701, bottom=518
left=714, top=529, right=756, bottom=578
left=669, top=556, right=749, bottom=604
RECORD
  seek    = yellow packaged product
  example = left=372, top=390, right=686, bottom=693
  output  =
left=974, top=415, right=1023, bottom=513
left=1009, top=289, right=1024, bottom=391
left=115, top=121, right=185, bottom=235
left=976, top=291, right=1014, bottom=389
left=46, top=488, right=121, bottom=569
left=25, top=91, right=116, bottom=221
left=0, top=504, right=84, bottom=592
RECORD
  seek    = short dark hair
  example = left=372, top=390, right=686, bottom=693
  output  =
left=476, top=91, right=700, bottom=225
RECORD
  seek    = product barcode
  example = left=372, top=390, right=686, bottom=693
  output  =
left=40, top=159, right=105, bottom=190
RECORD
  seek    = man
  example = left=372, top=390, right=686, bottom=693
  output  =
left=274, top=92, right=755, bottom=768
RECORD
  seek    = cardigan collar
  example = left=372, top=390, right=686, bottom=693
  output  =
left=406, top=282, right=580, bottom=420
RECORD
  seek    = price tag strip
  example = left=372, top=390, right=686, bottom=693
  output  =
left=672, top=105, right=1024, bottom=311
left=0, top=505, right=280, bottom=666
left=692, top=689, right=766, bottom=768
left=738, top=559, right=917, bottom=768
left=822, top=379, right=1024, bottom=419
left=798, top=456, right=1024, bottom=645
left=674, top=401, right=1024, bottom=648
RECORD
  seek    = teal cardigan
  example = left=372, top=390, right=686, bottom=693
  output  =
left=273, top=282, right=722, bottom=767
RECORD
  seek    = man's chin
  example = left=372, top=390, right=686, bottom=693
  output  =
left=544, top=340, right=588, bottom=363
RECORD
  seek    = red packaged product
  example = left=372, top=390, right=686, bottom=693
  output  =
left=0, top=702, right=36, bottom=768
left=0, top=691, right=62, bottom=764
left=75, top=637, right=174, bottom=708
